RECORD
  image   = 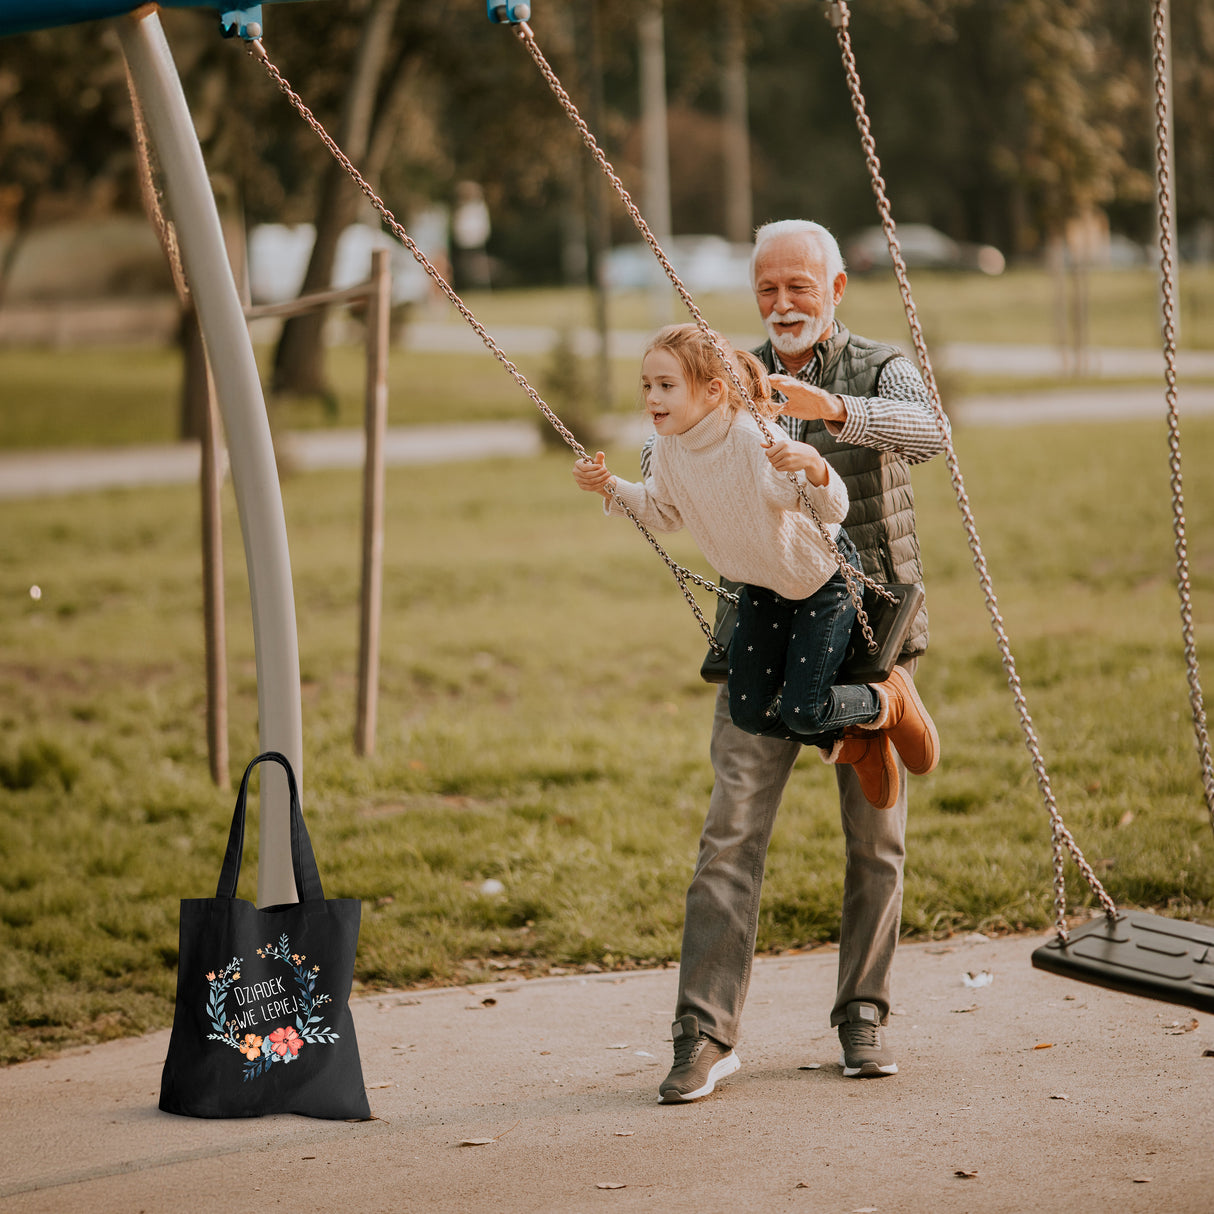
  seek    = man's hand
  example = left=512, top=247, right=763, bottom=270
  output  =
left=770, top=374, right=847, bottom=424
left=763, top=434, right=829, bottom=485
left=573, top=451, right=617, bottom=499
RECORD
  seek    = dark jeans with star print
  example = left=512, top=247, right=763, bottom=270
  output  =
left=727, top=528, right=881, bottom=744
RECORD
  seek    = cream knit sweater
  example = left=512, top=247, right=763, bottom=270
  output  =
left=607, top=407, right=849, bottom=601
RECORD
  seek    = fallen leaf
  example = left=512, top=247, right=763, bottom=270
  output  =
left=634, top=1050, right=654, bottom=1057
left=1165, top=1018, right=1199, bottom=1034
left=1050, top=1093, right=1069, bottom=1101
left=301, top=1156, right=316, bottom=1161
left=798, top=1063, right=822, bottom=1071
left=457, top=1120, right=520, bottom=1147
left=596, top=1182, right=626, bottom=1190
left=1033, top=1043, right=1054, bottom=1050
left=952, top=1004, right=979, bottom=1014
left=606, top=1043, right=629, bottom=1050
left=954, top=1169, right=979, bottom=1179
left=366, top=1081, right=395, bottom=1089
left=1117, top=809, right=1134, bottom=827
left=613, top=1131, right=634, bottom=1137
left=1133, top=1176, right=1152, bottom=1184
left=794, top=1181, right=811, bottom=1189
left=963, top=970, right=993, bottom=988
left=1203, top=1049, right=1214, bottom=1058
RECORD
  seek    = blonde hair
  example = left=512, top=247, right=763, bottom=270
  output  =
left=643, top=323, right=779, bottom=419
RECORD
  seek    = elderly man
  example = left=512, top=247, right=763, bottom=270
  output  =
left=659, top=219, right=948, bottom=1102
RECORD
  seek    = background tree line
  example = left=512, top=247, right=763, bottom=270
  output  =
left=0, top=0, right=1210, bottom=381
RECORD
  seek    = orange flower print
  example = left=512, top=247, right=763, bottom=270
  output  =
left=239, top=1034, right=263, bottom=1060
left=206, top=971, right=216, bottom=981
left=268, top=1026, right=303, bottom=1058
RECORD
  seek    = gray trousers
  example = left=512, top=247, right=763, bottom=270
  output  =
left=674, top=660, right=914, bottom=1047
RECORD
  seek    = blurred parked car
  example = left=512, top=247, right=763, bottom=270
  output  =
left=247, top=210, right=449, bottom=306
left=605, top=235, right=754, bottom=292
left=844, top=224, right=1006, bottom=276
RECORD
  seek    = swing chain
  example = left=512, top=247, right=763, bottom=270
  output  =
left=1152, top=0, right=1214, bottom=835
left=829, top=0, right=1118, bottom=934
left=511, top=20, right=894, bottom=655
left=244, top=38, right=732, bottom=651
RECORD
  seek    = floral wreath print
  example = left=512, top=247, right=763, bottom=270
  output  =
left=204, top=933, right=339, bottom=1081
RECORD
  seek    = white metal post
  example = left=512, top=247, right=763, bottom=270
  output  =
left=118, top=8, right=302, bottom=906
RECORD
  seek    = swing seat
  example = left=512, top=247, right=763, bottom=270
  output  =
left=835, top=581, right=925, bottom=685
left=1031, top=909, right=1214, bottom=1014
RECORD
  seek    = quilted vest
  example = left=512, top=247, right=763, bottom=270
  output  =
left=753, top=324, right=930, bottom=657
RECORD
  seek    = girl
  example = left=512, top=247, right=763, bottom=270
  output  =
left=572, top=323, right=937, bottom=809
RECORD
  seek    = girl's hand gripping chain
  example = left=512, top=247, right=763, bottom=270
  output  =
left=762, top=433, right=830, bottom=485
left=573, top=451, right=617, bottom=500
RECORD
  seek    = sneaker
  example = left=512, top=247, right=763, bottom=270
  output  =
left=657, top=1014, right=740, bottom=1103
left=837, top=1001, right=898, bottom=1077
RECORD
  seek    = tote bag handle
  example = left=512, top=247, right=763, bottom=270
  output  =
left=215, top=751, right=324, bottom=903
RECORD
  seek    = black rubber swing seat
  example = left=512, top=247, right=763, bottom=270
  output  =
left=1031, top=909, right=1214, bottom=1014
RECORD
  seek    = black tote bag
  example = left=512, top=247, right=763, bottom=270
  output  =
left=159, top=752, right=371, bottom=1120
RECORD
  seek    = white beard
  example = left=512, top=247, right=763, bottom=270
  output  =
left=764, top=308, right=831, bottom=359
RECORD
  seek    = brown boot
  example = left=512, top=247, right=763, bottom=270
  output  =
left=867, top=666, right=939, bottom=776
left=821, top=730, right=899, bottom=810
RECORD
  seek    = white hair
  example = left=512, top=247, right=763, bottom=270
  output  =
left=750, top=220, right=846, bottom=288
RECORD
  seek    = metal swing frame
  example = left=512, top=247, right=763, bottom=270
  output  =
left=0, top=2, right=312, bottom=907
left=240, top=0, right=1212, bottom=996
left=813, top=0, right=1214, bottom=1011
left=822, top=0, right=1214, bottom=1011
left=1029, top=0, right=1214, bottom=1012
left=515, top=0, right=1214, bottom=1009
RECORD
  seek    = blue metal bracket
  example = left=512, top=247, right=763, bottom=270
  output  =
left=0, top=1, right=312, bottom=39
left=487, top=1, right=531, bottom=24
left=219, top=5, right=264, bottom=39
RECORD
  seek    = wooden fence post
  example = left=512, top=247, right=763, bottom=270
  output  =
left=355, top=250, right=390, bottom=756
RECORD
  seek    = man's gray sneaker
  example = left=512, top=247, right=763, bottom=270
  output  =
left=837, top=1000, right=898, bottom=1077
left=658, top=1014, right=740, bottom=1103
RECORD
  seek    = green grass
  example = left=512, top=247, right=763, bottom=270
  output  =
left=456, top=265, right=1214, bottom=350
left=3, top=268, right=1213, bottom=450
left=2, top=410, right=1214, bottom=1064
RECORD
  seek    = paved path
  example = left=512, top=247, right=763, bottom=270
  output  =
left=1, top=932, right=1211, bottom=1213
left=4, top=385, right=1214, bottom=501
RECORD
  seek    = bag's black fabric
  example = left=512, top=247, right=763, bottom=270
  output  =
left=159, top=752, right=371, bottom=1120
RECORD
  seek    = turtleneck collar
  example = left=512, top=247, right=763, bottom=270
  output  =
left=670, top=406, right=735, bottom=451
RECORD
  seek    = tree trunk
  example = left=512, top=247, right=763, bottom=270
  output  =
left=0, top=190, right=37, bottom=315
left=271, top=0, right=401, bottom=399
left=580, top=0, right=612, bottom=413
left=721, top=4, right=752, bottom=244
left=179, top=303, right=210, bottom=440
left=638, top=0, right=673, bottom=325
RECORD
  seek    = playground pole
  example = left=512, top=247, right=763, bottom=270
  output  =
left=118, top=7, right=303, bottom=906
